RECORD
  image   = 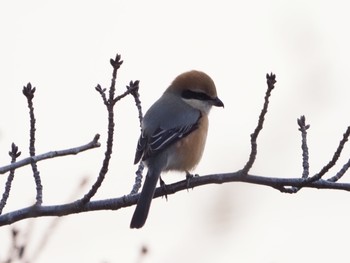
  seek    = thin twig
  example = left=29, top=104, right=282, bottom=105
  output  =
left=242, top=73, right=276, bottom=174
left=288, top=116, right=311, bottom=193
left=327, top=127, right=350, bottom=182
left=130, top=162, right=145, bottom=194
left=129, top=80, right=143, bottom=129
left=328, top=158, right=350, bottom=182
left=95, top=84, right=107, bottom=105
left=0, top=135, right=100, bottom=174
left=108, top=55, right=123, bottom=102
left=306, top=126, right=350, bottom=183
left=80, top=54, right=123, bottom=203
left=0, top=143, right=21, bottom=214
left=113, top=80, right=140, bottom=104
left=298, top=115, right=310, bottom=179
left=23, top=83, right=42, bottom=205
left=126, top=80, right=145, bottom=194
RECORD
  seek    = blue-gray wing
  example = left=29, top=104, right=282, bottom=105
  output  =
left=134, top=114, right=201, bottom=164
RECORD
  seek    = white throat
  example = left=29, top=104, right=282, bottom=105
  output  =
left=182, top=98, right=211, bottom=114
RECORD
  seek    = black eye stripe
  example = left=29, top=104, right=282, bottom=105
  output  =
left=181, top=90, right=212, bottom=101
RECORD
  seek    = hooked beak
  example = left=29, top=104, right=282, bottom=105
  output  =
left=211, top=97, right=224, bottom=108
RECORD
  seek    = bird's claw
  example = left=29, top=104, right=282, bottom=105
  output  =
left=159, top=176, right=168, bottom=201
left=186, top=172, right=198, bottom=190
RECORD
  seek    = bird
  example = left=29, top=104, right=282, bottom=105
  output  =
left=130, top=70, right=224, bottom=229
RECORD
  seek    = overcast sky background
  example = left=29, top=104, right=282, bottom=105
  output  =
left=1, top=1, right=350, bottom=262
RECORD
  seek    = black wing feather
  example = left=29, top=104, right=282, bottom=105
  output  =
left=134, top=114, right=201, bottom=164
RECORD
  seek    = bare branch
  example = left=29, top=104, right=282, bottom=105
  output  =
left=127, top=80, right=145, bottom=194
left=298, top=115, right=310, bottom=179
left=0, top=134, right=101, bottom=174
left=95, top=84, right=107, bottom=105
left=113, top=80, right=140, bottom=104
left=327, top=128, right=350, bottom=182
left=130, top=162, right=145, bottom=195
left=129, top=80, right=143, bottom=129
left=242, top=73, right=276, bottom=174
left=306, top=126, right=350, bottom=183
left=288, top=116, right=311, bottom=193
left=108, top=54, right=123, bottom=102
left=0, top=144, right=21, bottom=214
left=2, top=170, right=350, bottom=226
left=80, top=54, right=124, bottom=203
left=23, top=83, right=42, bottom=205
left=328, top=158, right=350, bottom=183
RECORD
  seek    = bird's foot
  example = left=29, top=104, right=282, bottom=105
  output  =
left=186, top=171, right=199, bottom=190
left=159, top=176, right=168, bottom=201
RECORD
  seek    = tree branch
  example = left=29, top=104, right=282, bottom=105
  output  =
left=0, top=144, right=21, bottom=214
left=1, top=170, right=350, bottom=226
left=79, top=55, right=123, bottom=204
left=242, top=73, right=276, bottom=174
left=23, top=83, right=42, bottom=205
left=0, top=135, right=101, bottom=175
left=80, top=54, right=141, bottom=203
left=308, top=125, right=350, bottom=183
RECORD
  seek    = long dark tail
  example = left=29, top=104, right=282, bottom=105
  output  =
left=130, top=169, right=159, bottom=229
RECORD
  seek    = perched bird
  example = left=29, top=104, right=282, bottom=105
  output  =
left=130, top=70, right=224, bottom=229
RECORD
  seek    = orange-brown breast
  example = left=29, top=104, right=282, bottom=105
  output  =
left=165, top=114, right=209, bottom=172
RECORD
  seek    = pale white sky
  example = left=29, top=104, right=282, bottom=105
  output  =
left=1, top=1, right=350, bottom=262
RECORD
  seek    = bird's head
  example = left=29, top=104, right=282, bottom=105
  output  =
left=167, top=70, right=224, bottom=114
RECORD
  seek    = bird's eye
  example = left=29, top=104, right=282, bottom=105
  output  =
left=181, top=90, right=212, bottom=101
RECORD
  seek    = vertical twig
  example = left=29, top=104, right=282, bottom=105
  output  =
left=81, top=55, right=143, bottom=203
left=81, top=55, right=142, bottom=203
left=124, top=80, right=145, bottom=194
left=126, top=80, right=143, bottom=130
left=298, top=115, right=310, bottom=179
left=289, top=116, right=311, bottom=193
left=242, top=73, right=276, bottom=174
left=80, top=54, right=123, bottom=204
left=131, top=162, right=145, bottom=194
left=0, top=143, right=21, bottom=214
left=23, top=83, right=43, bottom=205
